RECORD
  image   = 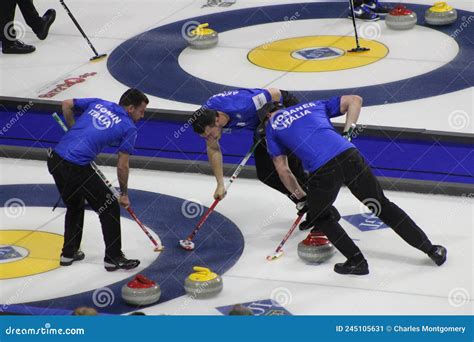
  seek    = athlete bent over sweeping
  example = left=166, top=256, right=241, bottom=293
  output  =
left=259, top=95, right=447, bottom=275
left=190, top=88, right=338, bottom=231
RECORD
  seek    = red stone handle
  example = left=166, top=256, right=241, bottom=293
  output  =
left=390, top=5, right=413, bottom=16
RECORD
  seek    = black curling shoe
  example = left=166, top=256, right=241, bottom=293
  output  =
left=2, top=40, right=36, bottom=54
left=428, top=245, right=447, bottom=266
left=60, top=250, right=85, bottom=266
left=104, top=253, right=140, bottom=272
left=334, top=257, right=369, bottom=275
left=37, top=9, right=56, bottom=40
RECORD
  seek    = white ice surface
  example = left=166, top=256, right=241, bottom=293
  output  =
left=1, top=158, right=472, bottom=315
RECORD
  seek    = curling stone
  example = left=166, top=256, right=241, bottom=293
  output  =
left=184, top=266, right=223, bottom=298
left=229, top=304, right=253, bottom=316
left=386, top=5, right=417, bottom=30
left=425, top=2, right=457, bottom=26
left=188, top=23, right=218, bottom=49
left=73, top=307, right=98, bottom=316
left=121, top=274, right=161, bottom=306
left=297, top=233, right=335, bottom=263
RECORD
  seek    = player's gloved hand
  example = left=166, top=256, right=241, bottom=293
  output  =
left=214, top=183, right=226, bottom=200
left=296, top=196, right=308, bottom=215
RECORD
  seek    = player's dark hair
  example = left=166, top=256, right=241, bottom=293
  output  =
left=119, top=88, right=149, bottom=107
left=191, top=107, right=218, bottom=134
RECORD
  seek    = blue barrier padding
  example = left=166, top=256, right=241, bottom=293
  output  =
left=0, top=109, right=472, bottom=184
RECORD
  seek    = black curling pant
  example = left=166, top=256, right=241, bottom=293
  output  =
left=0, top=0, right=44, bottom=44
left=47, top=150, right=122, bottom=260
left=307, top=148, right=433, bottom=260
left=253, top=89, right=308, bottom=203
left=253, top=138, right=308, bottom=204
left=353, top=0, right=373, bottom=7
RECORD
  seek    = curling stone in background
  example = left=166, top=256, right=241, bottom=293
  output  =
left=184, top=266, right=223, bottom=298
left=121, top=274, right=161, bottom=306
left=73, top=307, right=98, bottom=316
left=297, top=232, right=335, bottom=263
left=188, top=23, right=219, bottom=49
left=229, top=304, right=254, bottom=316
left=386, top=5, right=417, bottom=30
left=425, top=2, right=457, bottom=26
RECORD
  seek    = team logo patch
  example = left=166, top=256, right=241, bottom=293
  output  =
left=89, top=104, right=122, bottom=130
left=270, top=102, right=317, bottom=130
left=252, top=93, right=268, bottom=110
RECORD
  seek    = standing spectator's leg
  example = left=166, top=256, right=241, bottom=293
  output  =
left=0, top=0, right=18, bottom=45
left=16, top=0, right=42, bottom=33
left=349, top=0, right=380, bottom=21
left=1, top=0, right=36, bottom=53
left=17, top=0, right=56, bottom=40
left=362, top=0, right=392, bottom=16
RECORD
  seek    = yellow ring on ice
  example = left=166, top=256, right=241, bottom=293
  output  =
left=247, top=35, right=389, bottom=72
left=0, top=230, right=62, bottom=279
